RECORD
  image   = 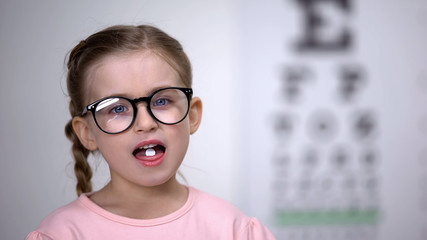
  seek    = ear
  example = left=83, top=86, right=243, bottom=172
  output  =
left=188, top=97, right=203, bottom=134
left=72, top=116, right=98, bottom=151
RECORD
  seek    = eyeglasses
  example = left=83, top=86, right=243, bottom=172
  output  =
left=81, top=87, right=193, bottom=134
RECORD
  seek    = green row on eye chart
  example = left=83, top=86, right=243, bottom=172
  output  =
left=275, top=209, right=379, bottom=226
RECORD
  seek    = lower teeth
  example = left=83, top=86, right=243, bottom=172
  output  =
left=146, top=148, right=156, bottom=157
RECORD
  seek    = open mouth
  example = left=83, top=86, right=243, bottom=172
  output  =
left=133, top=143, right=166, bottom=159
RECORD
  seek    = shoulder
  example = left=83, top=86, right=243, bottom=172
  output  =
left=190, top=187, right=251, bottom=230
left=41, top=197, right=87, bottom=224
left=34, top=196, right=91, bottom=238
left=189, top=187, right=276, bottom=239
left=191, top=187, right=246, bottom=217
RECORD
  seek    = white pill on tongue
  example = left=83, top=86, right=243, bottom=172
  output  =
left=146, top=148, right=156, bottom=157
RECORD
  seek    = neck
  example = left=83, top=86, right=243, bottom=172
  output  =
left=90, top=175, right=188, bottom=219
left=111, top=175, right=183, bottom=200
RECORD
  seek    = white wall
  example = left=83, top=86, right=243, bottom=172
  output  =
left=0, top=1, right=239, bottom=239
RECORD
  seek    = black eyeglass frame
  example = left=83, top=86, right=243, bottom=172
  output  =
left=81, top=87, right=193, bottom=134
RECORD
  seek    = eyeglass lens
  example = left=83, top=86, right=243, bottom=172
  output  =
left=93, top=88, right=189, bottom=133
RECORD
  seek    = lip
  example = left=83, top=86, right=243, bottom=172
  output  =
left=133, top=140, right=166, bottom=167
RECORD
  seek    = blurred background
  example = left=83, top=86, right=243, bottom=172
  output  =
left=1, top=0, right=426, bottom=239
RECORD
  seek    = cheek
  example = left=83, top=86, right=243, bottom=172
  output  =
left=92, top=130, right=127, bottom=159
left=95, top=135, right=130, bottom=172
left=167, top=122, right=191, bottom=152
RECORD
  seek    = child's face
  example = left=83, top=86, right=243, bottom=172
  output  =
left=73, top=51, right=202, bottom=188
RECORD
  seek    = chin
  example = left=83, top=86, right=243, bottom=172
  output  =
left=139, top=173, right=177, bottom=188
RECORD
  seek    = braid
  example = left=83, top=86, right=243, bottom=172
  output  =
left=65, top=119, right=92, bottom=196
left=65, top=39, right=94, bottom=196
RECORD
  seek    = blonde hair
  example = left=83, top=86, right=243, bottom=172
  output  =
left=64, top=25, right=192, bottom=196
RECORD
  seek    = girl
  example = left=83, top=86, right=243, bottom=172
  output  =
left=26, top=25, right=275, bottom=240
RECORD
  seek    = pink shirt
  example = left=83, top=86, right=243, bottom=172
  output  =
left=26, top=187, right=276, bottom=239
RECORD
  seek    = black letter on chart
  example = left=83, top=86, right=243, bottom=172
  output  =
left=294, top=0, right=352, bottom=52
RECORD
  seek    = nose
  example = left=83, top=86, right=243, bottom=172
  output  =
left=133, top=104, right=158, bottom=133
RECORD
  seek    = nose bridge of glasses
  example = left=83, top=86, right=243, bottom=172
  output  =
left=132, top=96, right=158, bottom=130
left=133, top=96, right=155, bottom=120
left=133, top=96, right=151, bottom=107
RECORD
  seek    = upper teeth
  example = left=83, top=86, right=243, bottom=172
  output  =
left=140, top=144, right=157, bottom=150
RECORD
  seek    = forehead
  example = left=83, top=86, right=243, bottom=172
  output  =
left=84, top=51, right=181, bottom=103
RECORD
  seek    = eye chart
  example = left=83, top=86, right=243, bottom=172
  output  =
left=237, top=0, right=427, bottom=239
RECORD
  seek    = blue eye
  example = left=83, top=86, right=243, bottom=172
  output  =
left=154, top=98, right=169, bottom=106
left=112, top=105, right=128, bottom=113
